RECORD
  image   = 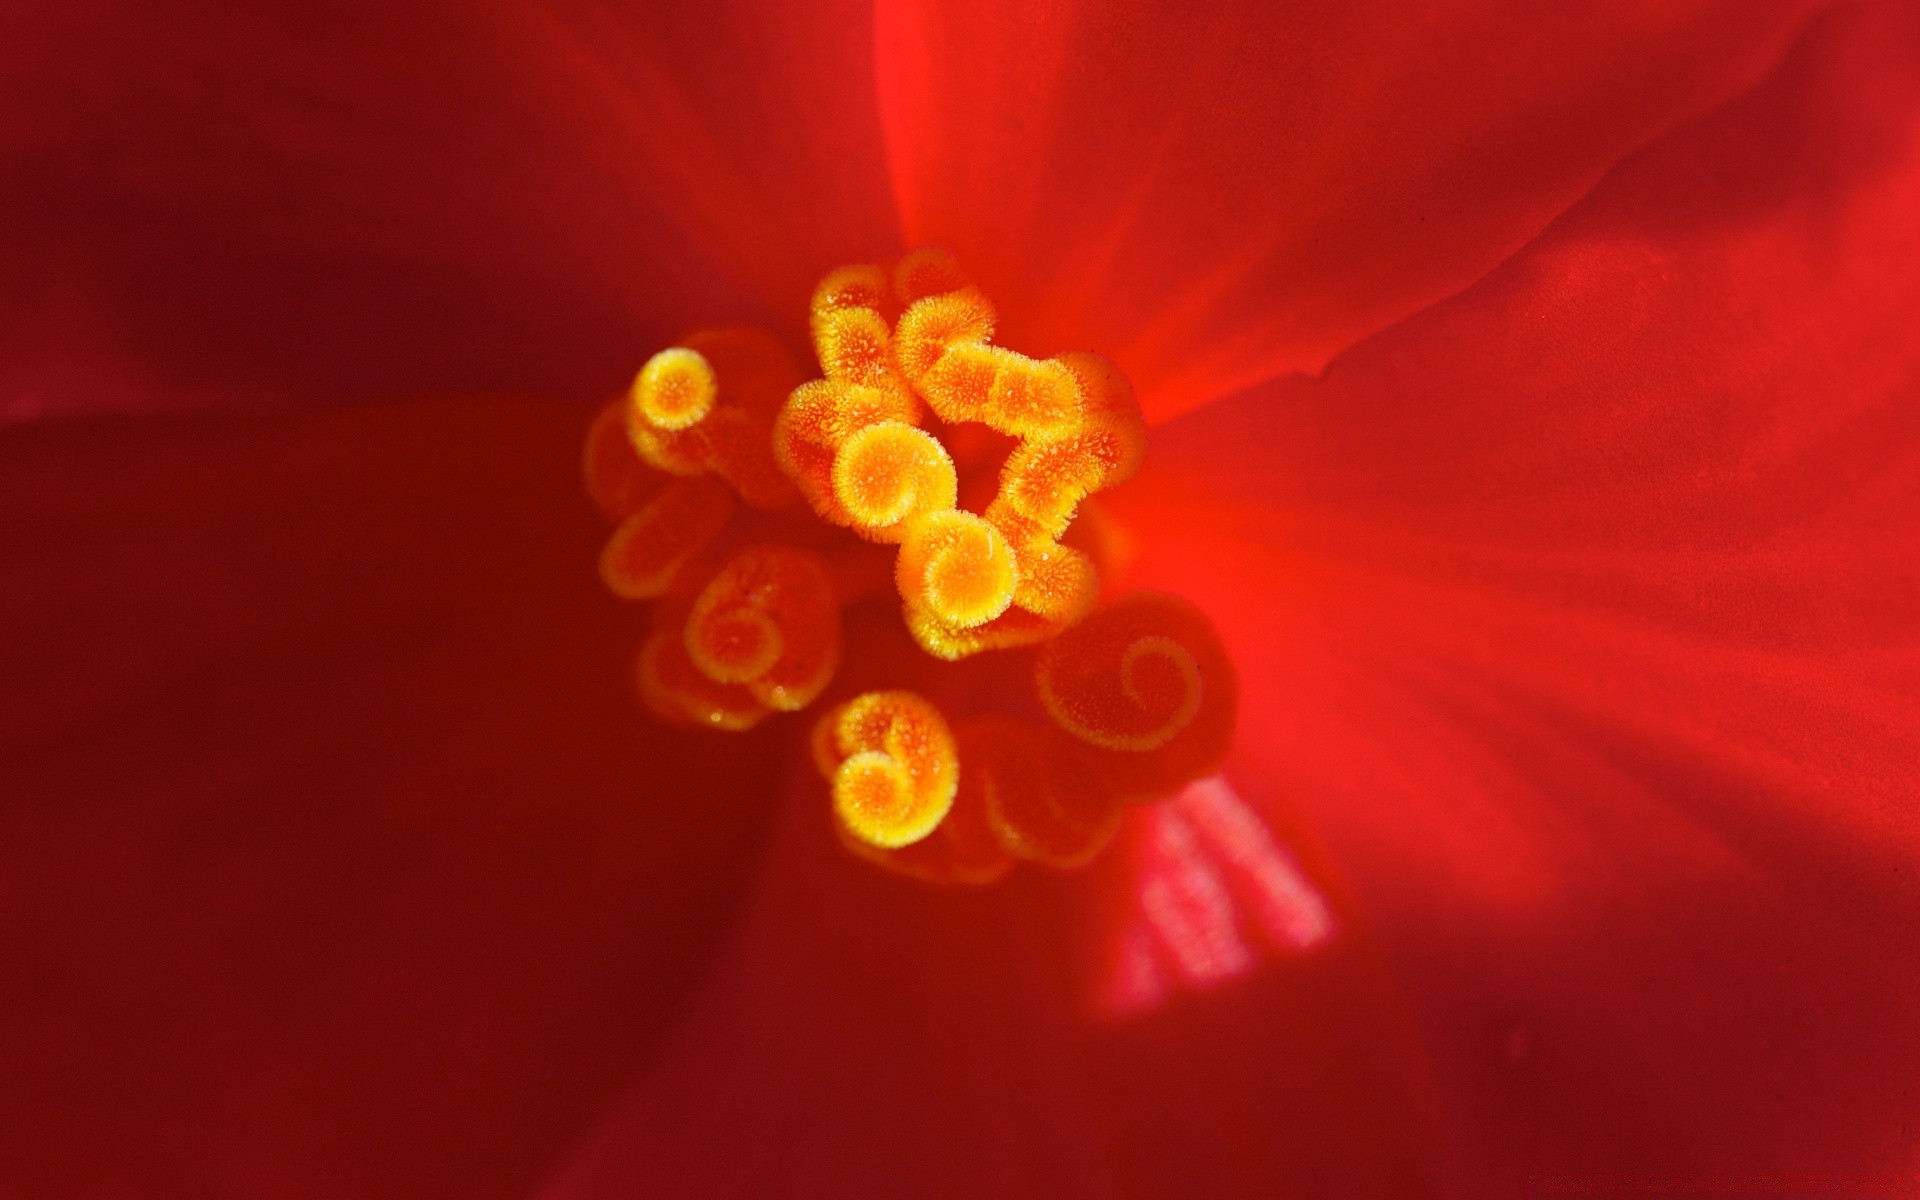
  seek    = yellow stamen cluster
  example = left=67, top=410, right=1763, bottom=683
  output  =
left=775, top=249, right=1148, bottom=660
left=588, top=250, right=1239, bottom=887
left=821, top=592, right=1235, bottom=884
left=590, top=329, right=843, bottom=731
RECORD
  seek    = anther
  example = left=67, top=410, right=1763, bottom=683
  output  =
left=829, top=422, right=957, bottom=539
left=1036, top=592, right=1238, bottom=797
left=815, top=691, right=959, bottom=849
left=891, top=246, right=970, bottom=304
left=627, top=328, right=802, bottom=510
left=835, top=741, right=1015, bottom=887
left=773, top=381, right=922, bottom=527
left=894, top=290, right=997, bottom=398
left=810, top=264, right=894, bottom=339
left=896, top=510, right=1018, bottom=630
left=683, top=545, right=841, bottom=712
left=633, top=346, right=715, bottom=430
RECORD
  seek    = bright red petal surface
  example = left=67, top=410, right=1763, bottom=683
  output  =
left=1110, top=3, right=1920, bottom=1188
left=876, top=0, right=1834, bottom=420
left=0, top=0, right=895, bottom=423
left=539, top=777, right=1445, bottom=1199
left=0, top=398, right=784, bottom=1199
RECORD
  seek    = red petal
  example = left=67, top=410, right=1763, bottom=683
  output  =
left=1112, top=3, right=1920, bottom=1184
left=539, top=782, right=1443, bottom=1199
left=876, top=0, right=1835, bottom=420
left=0, top=398, right=784, bottom=1198
left=1, top=1, right=895, bottom=422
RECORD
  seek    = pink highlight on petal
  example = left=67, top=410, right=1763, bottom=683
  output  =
left=1181, top=775, right=1337, bottom=950
left=1102, top=926, right=1174, bottom=1017
left=1140, top=803, right=1256, bottom=985
left=1097, top=775, right=1336, bottom=1017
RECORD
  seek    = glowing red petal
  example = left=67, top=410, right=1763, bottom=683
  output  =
left=875, top=0, right=1837, bottom=419
left=1112, top=4, right=1920, bottom=1184
left=539, top=784, right=1442, bottom=1199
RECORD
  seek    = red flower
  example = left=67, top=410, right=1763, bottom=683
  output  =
left=5, top=1, right=1917, bottom=1197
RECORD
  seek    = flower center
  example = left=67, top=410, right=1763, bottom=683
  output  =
left=586, top=249, right=1237, bottom=885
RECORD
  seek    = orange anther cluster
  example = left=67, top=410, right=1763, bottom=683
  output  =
left=777, top=249, right=1149, bottom=660
left=589, top=251, right=1240, bottom=888
left=814, top=691, right=959, bottom=849
left=629, top=328, right=803, bottom=510
left=589, top=330, right=843, bottom=731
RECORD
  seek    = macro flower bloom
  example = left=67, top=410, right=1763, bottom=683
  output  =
left=5, top=0, right=1919, bottom=1197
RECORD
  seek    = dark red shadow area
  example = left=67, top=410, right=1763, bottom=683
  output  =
left=0, top=397, right=785, bottom=1199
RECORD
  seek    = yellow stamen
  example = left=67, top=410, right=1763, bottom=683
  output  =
left=816, top=691, right=959, bottom=849
left=896, top=509, right=1018, bottom=630
left=772, top=380, right=921, bottom=526
left=835, top=741, right=1015, bottom=887
left=633, top=346, right=716, bottom=430
left=829, top=421, right=957, bottom=539
left=683, top=545, right=841, bottom=712
left=587, top=248, right=1242, bottom=887
left=627, top=328, right=802, bottom=510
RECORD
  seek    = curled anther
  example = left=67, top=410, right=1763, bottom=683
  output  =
left=638, top=626, right=768, bottom=732
left=829, top=421, right=958, bottom=540
left=833, top=744, right=1014, bottom=887
left=626, top=328, right=802, bottom=510
left=633, top=347, right=716, bottom=430
left=897, top=509, right=1019, bottom=631
left=773, top=380, right=921, bottom=527
left=684, top=545, right=841, bottom=712
left=810, top=264, right=895, bottom=339
left=892, top=246, right=970, bottom=305
left=815, top=691, right=959, bottom=849
left=996, top=415, right=1148, bottom=536
left=1036, top=592, right=1238, bottom=797
left=893, top=290, right=997, bottom=402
